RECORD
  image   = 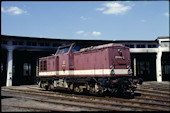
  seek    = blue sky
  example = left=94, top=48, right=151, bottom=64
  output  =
left=1, top=1, right=169, bottom=40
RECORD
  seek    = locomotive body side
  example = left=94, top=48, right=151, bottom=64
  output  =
left=73, top=44, right=131, bottom=77
left=36, top=43, right=143, bottom=94
left=39, top=56, right=58, bottom=77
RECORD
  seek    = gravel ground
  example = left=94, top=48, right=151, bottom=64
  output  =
left=1, top=82, right=170, bottom=112
left=1, top=89, right=92, bottom=111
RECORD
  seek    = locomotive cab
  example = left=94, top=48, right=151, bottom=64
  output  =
left=55, top=43, right=81, bottom=71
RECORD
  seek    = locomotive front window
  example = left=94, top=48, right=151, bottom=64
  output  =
left=57, top=47, right=70, bottom=54
left=64, top=48, right=69, bottom=53
left=71, top=46, right=80, bottom=52
left=57, top=49, right=62, bottom=54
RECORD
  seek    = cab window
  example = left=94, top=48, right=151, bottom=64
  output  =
left=64, top=48, right=69, bottom=53
left=71, top=46, right=80, bottom=52
left=56, top=47, right=70, bottom=55
left=57, top=49, right=62, bottom=54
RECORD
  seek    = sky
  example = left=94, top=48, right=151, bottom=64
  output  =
left=1, top=1, right=169, bottom=41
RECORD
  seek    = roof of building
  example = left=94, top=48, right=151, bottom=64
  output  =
left=1, top=35, right=169, bottom=44
left=156, top=36, right=170, bottom=39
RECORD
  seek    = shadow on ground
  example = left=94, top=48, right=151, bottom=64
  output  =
left=1, top=96, right=14, bottom=99
left=40, top=87, right=142, bottom=99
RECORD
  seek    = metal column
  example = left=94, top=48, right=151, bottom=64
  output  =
left=133, top=56, right=136, bottom=76
left=6, top=48, right=13, bottom=86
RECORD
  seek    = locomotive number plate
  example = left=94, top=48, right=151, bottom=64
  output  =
left=115, top=56, right=124, bottom=59
left=62, top=60, right=66, bottom=68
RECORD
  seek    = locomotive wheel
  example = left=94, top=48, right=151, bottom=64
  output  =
left=45, top=85, right=49, bottom=91
left=74, top=85, right=83, bottom=93
left=74, top=86, right=80, bottom=92
left=98, top=90, right=104, bottom=95
left=48, top=84, right=54, bottom=90
left=68, top=83, right=74, bottom=91
left=89, top=87, right=97, bottom=95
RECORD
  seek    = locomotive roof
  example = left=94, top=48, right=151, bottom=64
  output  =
left=75, top=43, right=126, bottom=53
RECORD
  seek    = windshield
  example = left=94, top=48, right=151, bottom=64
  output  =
left=56, top=47, right=70, bottom=55
left=71, top=46, right=80, bottom=52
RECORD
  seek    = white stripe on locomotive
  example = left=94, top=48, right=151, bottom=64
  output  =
left=39, top=69, right=132, bottom=76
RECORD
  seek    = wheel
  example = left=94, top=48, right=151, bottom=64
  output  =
left=74, top=86, right=79, bottom=92
left=44, top=85, right=49, bottom=91
left=68, top=83, right=74, bottom=91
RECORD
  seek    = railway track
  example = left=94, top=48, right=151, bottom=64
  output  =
left=28, top=86, right=170, bottom=106
left=26, top=86, right=170, bottom=102
left=136, top=88, right=170, bottom=96
left=138, top=86, right=170, bottom=91
left=138, top=83, right=170, bottom=91
left=1, top=85, right=170, bottom=111
left=2, top=104, right=67, bottom=112
left=1, top=89, right=129, bottom=111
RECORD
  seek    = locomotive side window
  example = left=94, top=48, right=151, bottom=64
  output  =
left=71, top=46, right=80, bottom=52
left=40, top=60, right=47, bottom=71
left=43, top=61, right=47, bottom=70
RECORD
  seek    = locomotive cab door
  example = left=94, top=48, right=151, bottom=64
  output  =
left=56, top=56, right=59, bottom=71
left=55, top=43, right=75, bottom=72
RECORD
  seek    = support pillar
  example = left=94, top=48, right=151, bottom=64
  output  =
left=156, top=51, right=162, bottom=82
left=6, top=48, right=13, bottom=86
left=133, top=57, right=136, bottom=76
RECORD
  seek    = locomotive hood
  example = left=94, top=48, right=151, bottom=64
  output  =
left=75, top=43, right=127, bottom=53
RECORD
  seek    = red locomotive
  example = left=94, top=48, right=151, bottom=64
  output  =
left=36, top=43, right=143, bottom=95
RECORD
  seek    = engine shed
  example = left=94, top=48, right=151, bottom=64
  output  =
left=1, top=35, right=169, bottom=86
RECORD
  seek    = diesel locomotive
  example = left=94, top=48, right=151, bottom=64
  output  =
left=36, top=43, right=143, bottom=95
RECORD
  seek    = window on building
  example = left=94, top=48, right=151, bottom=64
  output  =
left=45, top=42, right=49, bottom=46
left=39, top=42, right=44, bottom=46
left=148, top=45, right=151, bottom=48
left=125, top=44, right=134, bottom=48
left=162, top=65, right=170, bottom=75
left=32, top=42, right=37, bottom=46
left=148, top=44, right=157, bottom=48
left=27, top=42, right=32, bottom=46
left=152, top=44, right=157, bottom=48
left=162, top=61, right=170, bottom=75
left=130, top=45, right=134, bottom=48
left=18, top=41, right=24, bottom=45
left=12, top=41, right=18, bottom=45
left=1, top=40, right=8, bottom=45
left=125, top=44, right=130, bottom=47
left=23, top=63, right=31, bottom=76
left=12, top=41, right=24, bottom=46
left=53, top=43, right=59, bottom=47
left=137, top=44, right=145, bottom=48
left=26, top=42, right=37, bottom=46
left=161, top=41, right=170, bottom=47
